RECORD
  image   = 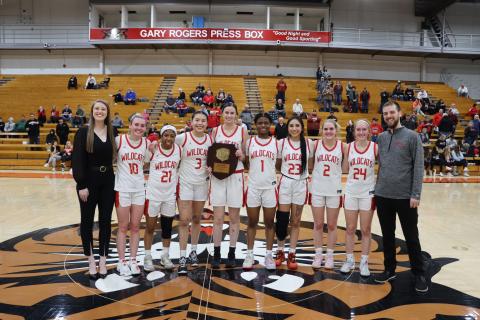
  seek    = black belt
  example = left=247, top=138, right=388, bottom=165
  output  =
left=90, top=165, right=112, bottom=173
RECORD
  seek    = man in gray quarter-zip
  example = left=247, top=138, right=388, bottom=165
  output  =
left=374, top=101, right=429, bottom=293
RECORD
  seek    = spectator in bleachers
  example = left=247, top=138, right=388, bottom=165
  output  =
left=76, top=105, right=87, bottom=124
left=292, top=99, right=304, bottom=117
left=276, top=77, right=287, bottom=102
left=237, top=119, right=248, bottom=131
left=464, top=121, right=478, bottom=146
left=370, top=118, right=383, bottom=143
left=67, top=75, right=78, bottom=90
left=176, top=99, right=188, bottom=117
left=412, top=98, right=425, bottom=117
left=360, top=87, right=370, bottom=113
left=348, top=86, right=359, bottom=113
left=111, top=112, right=124, bottom=137
left=450, top=145, right=469, bottom=176
left=404, top=87, right=415, bottom=101
left=240, top=105, right=253, bottom=131
left=434, top=99, right=446, bottom=113
left=333, top=81, right=343, bottom=105
left=196, top=83, right=205, bottom=92
left=202, top=90, right=215, bottom=107
left=26, top=113, right=40, bottom=144
left=473, top=114, right=480, bottom=132
left=37, top=106, right=46, bottom=125
left=164, top=92, right=177, bottom=112
left=44, top=140, right=61, bottom=171
left=177, top=88, right=186, bottom=101
left=199, top=104, right=209, bottom=117
left=62, top=105, right=72, bottom=122
left=0, top=117, right=4, bottom=132
left=457, top=84, right=469, bottom=97
left=438, top=113, right=455, bottom=137
left=417, top=89, right=429, bottom=107
left=56, top=118, right=70, bottom=145
left=274, top=98, right=286, bottom=117
left=466, top=140, right=479, bottom=157
left=85, top=73, right=96, bottom=89
left=50, top=106, right=60, bottom=123
left=405, top=114, right=418, bottom=131
left=72, top=114, right=83, bottom=128
left=209, top=104, right=222, bottom=118
left=215, top=89, right=226, bottom=106
left=223, top=93, right=234, bottom=108
left=4, top=117, right=15, bottom=132
left=432, top=109, right=444, bottom=128
left=207, top=105, right=221, bottom=131
left=417, top=117, right=434, bottom=135
left=274, top=116, right=288, bottom=140
left=142, top=109, right=150, bottom=122
left=316, top=66, right=323, bottom=80
left=446, top=135, right=458, bottom=151
left=147, top=123, right=157, bottom=136
left=345, top=120, right=354, bottom=143
left=45, top=129, right=58, bottom=145
left=112, top=90, right=123, bottom=104
left=268, top=106, right=279, bottom=126
left=419, top=127, right=430, bottom=145
left=327, top=111, right=338, bottom=122
left=448, top=109, right=458, bottom=128
left=345, top=81, right=353, bottom=101
left=307, top=112, right=321, bottom=136
left=322, top=86, right=334, bottom=113
left=15, top=115, right=27, bottom=132
left=379, top=89, right=389, bottom=113
left=190, top=88, right=204, bottom=105
left=392, top=81, right=404, bottom=100
left=434, top=134, right=450, bottom=176
left=467, top=103, right=478, bottom=119
left=317, top=77, right=328, bottom=96
left=124, top=88, right=137, bottom=105
left=449, top=103, right=460, bottom=116
left=60, top=140, right=73, bottom=172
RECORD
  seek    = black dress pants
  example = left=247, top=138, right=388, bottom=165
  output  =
left=375, top=196, right=425, bottom=275
left=77, top=170, right=115, bottom=257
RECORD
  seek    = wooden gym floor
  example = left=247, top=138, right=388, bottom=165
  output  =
left=0, top=172, right=479, bottom=319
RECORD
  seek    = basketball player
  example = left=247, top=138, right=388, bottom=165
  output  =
left=309, top=119, right=346, bottom=269
left=144, top=125, right=181, bottom=272
left=176, top=111, right=212, bottom=274
left=210, top=104, right=248, bottom=268
left=243, top=113, right=278, bottom=271
left=341, top=119, right=377, bottom=277
left=275, top=117, right=313, bottom=270
left=114, top=114, right=148, bottom=276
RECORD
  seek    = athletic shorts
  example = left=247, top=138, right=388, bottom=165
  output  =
left=210, top=172, right=244, bottom=208
left=343, top=194, right=375, bottom=211
left=310, top=194, right=342, bottom=209
left=115, top=191, right=145, bottom=208
left=144, top=199, right=176, bottom=218
left=278, top=176, right=308, bottom=206
left=245, top=187, right=277, bottom=208
left=178, top=182, right=209, bottom=202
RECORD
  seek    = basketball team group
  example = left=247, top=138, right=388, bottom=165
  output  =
left=72, top=98, right=429, bottom=293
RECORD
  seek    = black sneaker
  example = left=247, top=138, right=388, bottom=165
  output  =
left=178, top=256, right=188, bottom=275
left=374, top=270, right=397, bottom=283
left=414, top=275, right=429, bottom=293
left=211, top=254, right=221, bottom=269
left=189, top=251, right=199, bottom=267
left=225, top=253, right=236, bottom=268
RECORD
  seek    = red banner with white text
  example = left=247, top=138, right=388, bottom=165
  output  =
left=90, top=28, right=331, bottom=44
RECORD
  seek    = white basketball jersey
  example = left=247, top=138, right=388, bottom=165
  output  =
left=146, top=144, right=181, bottom=201
left=213, top=125, right=245, bottom=170
left=247, top=136, right=278, bottom=189
left=177, top=132, right=213, bottom=185
left=311, top=140, right=343, bottom=196
left=279, top=138, right=310, bottom=180
left=114, top=134, right=147, bottom=192
left=345, top=141, right=377, bottom=198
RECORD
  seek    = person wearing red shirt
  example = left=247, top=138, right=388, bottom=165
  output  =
left=202, top=90, right=215, bottom=107
left=370, top=118, right=383, bottom=142
left=50, top=106, right=60, bottom=123
left=307, top=112, right=321, bottom=136
left=432, top=109, right=443, bottom=128
left=37, top=106, right=47, bottom=125
left=276, top=78, right=287, bottom=102
left=207, top=105, right=221, bottom=131
left=467, top=103, right=478, bottom=119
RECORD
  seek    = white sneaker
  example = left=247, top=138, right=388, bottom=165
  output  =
left=242, top=253, right=254, bottom=270
left=340, top=258, right=355, bottom=273
left=464, top=168, right=470, bottom=177
left=324, top=254, right=334, bottom=269
left=312, top=253, right=322, bottom=269
left=264, top=253, right=276, bottom=271
left=359, top=258, right=370, bottom=277
left=439, top=172, right=445, bottom=177
left=117, top=260, right=132, bottom=276
left=143, top=254, right=155, bottom=272
left=43, top=163, right=49, bottom=168
left=160, top=254, right=175, bottom=270
left=52, top=168, right=56, bottom=172
left=129, top=260, right=141, bottom=275
left=447, top=172, right=453, bottom=177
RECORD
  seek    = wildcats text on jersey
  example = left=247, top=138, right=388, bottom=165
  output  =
left=250, top=149, right=276, bottom=160
left=186, top=148, right=208, bottom=157
left=121, top=152, right=145, bottom=162
left=349, top=157, right=374, bottom=167
left=284, top=153, right=301, bottom=161
left=154, top=160, right=177, bottom=170
left=316, top=153, right=340, bottom=165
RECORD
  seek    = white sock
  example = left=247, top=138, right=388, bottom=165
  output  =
left=180, top=250, right=186, bottom=257
left=163, top=246, right=169, bottom=257
left=326, top=248, right=334, bottom=255
left=278, top=245, right=285, bottom=251
left=191, top=245, right=197, bottom=252
left=315, top=248, right=323, bottom=255
left=346, top=253, right=354, bottom=261
left=290, top=248, right=296, bottom=254
left=266, top=250, right=272, bottom=256
left=361, top=254, right=368, bottom=262
left=145, top=250, right=151, bottom=256
left=247, top=249, right=253, bottom=255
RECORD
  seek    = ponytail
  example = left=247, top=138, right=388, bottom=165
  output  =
left=300, top=132, right=307, bottom=175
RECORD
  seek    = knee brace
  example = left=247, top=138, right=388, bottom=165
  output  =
left=160, top=216, right=174, bottom=239
left=275, top=210, right=290, bottom=241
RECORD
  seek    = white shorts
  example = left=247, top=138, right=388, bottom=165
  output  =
left=278, top=176, right=308, bottom=206
left=246, top=187, right=277, bottom=208
left=210, top=172, right=244, bottom=208
left=310, top=194, right=342, bottom=209
left=343, top=195, right=375, bottom=211
left=115, top=191, right=145, bottom=208
left=145, top=199, right=176, bottom=218
left=178, top=182, right=209, bottom=202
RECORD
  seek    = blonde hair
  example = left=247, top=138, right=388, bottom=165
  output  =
left=353, top=119, right=371, bottom=140
left=86, top=100, right=116, bottom=161
left=322, top=118, right=341, bottom=131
